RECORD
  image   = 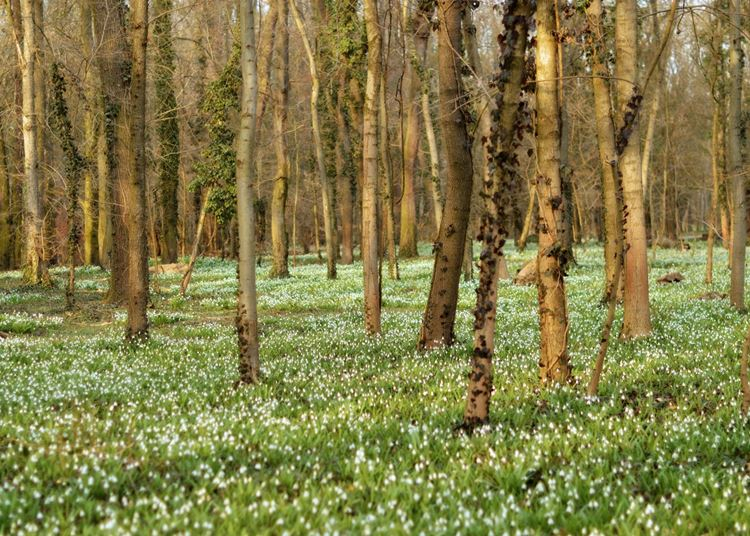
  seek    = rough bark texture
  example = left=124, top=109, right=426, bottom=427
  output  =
left=728, top=0, right=745, bottom=310
left=237, top=0, right=260, bottom=384
left=535, top=0, right=571, bottom=384
left=335, top=74, right=356, bottom=265
left=270, top=0, right=290, bottom=278
left=379, top=74, right=399, bottom=280
left=463, top=0, right=529, bottom=429
left=362, top=0, right=382, bottom=335
left=615, top=0, right=651, bottom=337
left=417, top=0, right=473, bottom=350
left=399, top=1, right=433, bottom=258
left=154, top=0, right=180, bottom=264
left=124, top=0, right=150, bottom=340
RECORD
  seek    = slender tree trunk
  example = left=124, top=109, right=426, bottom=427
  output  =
left=585, top=0, right=623, bottom=303
left=399, top=1, right=433, bottom=258
left=15, top=0, right=48, bottom=285
left=707, top=23, right=725, bottom=284
left=0, top=127, right=10, bottom=270
left=237, top=0, right=260, bottom=384
left=422, top=91, right=442, bottom=234
left=616, top=0, right=651, bottom=337
left=336, top=73, right=356, bottom=265
left=123, top=0, right=150, bottom=340
left=180, top=189, right=210, bottom=296
left=380, top=73, right=399, bottom=280
left=517, top=184, right=536, bottom=251
left=97, top=97, right=113, bottom=269
left=80, top=2, right=98, bottom=266
left=728, top=0, right=745, bottom=310
left=270, top=0, right=290, bottom=278
left=535, top=0, right=571, bottom=384
left=417, top=0, right=474, bottom=350
left=362, top=0, right=382, bottom=335
left=290, top=0, right=336, bottom=279
left=462, top=1, right=529, bottom=429
left=154, top=0, right=180, bottom=264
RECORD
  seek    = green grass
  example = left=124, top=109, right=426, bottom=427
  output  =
left=1, top=243, right=750, bottom=534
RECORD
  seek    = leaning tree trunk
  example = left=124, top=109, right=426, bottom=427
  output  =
left=123, top=0, right=150, bottom=340
left=16, top=0, right=48, bottom=285
left=584, top=0, right=622, bottom=303
left=463, top=0, right=530, bottom=429
left=362, top=0, right=382, bottom=335
left=290, top=0, right=336, bottom=279
left=154, top=0, right=180, bottom=264
left=535, top=0, right=571, bottom=384
left=584, top=0, right=624, bottom=394
left=728, top=0, right=745, bottom=310
left=421, top=91, right=443, bottom=233
left=399, top=0, right=433, bottom=258
left=615, top=0, right=651, bottom=338
left=270, top=0, right=290, bottom=278
left=417, top=0, right=474, bottom=350
left=237, top=0, right=260, bottom=384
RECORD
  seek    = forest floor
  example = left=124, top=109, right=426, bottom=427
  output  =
left=1, top=243, right=750, bottom=534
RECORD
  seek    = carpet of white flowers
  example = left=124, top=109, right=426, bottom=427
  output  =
left=2, top=243, right=750, bottom=534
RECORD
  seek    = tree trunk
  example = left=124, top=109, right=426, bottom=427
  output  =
left=461, top=0, right=529, bottom=427
left=0, top=126, right=10, bottom=270
left=585, top=0, right=623, bottom=303
left=399, top=1, right=433, bottom=258
left=290, top=0, right=336, bottom=279
left=422, top=91, right=442, bottom=234
left=154, top=0, right=180, bottom=264
left=417, top=0, right=474, bottom=350
left=706, top=11, right=725, bottom=283
left=270, top=0, right=290, bottom=278
left=180, top=188, right=210, bottom=296
left=362, top=0, right=382, bottom=335
left=15, top=0, right=48, bottom=285
left=123, top=0, right=150, bottom=340
left=615, top=0, right=651, bottom=337
left=80, top=2, right=98, bottom=266
left=535, top=0, right=571, bottom=384
left=236, top=0, right=260, bottom=384
left=728, top=0, right=745, bottom=310
left=379, top=73, right=399, bottom=280
left=336, top=73, right=356, bottom=265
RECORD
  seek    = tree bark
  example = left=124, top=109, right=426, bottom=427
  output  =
left=0, top=125, right=10, bottom=270
left=154, top=0, right=180, bottom=264
left=462, top=0, right=530, bottom=429
left=535, top=0, right=571, bottom=384
left=728, top=0, right=745, bottom=310
left=362, top=0, right=382, bottom=335
left=237, top=0, right=260, bottom=384
left=421, top=91, right=442, bottom=234
left=417, top=0, right=474, bottom=350
left=336, top=73, right=356, bottom=265
left=15, top=0, right=48, bottom=285
left=380, top=74, right=399, bottom=280
left=615, top=0, right=651, bottom=337
left=124, top=0, right=150, bottom=340
left=80, top=2, right=98, bottom=266
left=290, top=0, right=336, bottom=279
left=270, top=0, right=290, bottom=278
left=399, top=0, right=433, bottom=258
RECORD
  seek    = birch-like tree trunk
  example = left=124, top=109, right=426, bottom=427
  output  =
left=237, top=0, right=260, bottom=384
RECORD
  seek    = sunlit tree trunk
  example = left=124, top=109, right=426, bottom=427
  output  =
left=463, top=0, right=530, bottom=428
left=615, top=0, right=651, bottom=337
left=154, top=0, right=180, bottom=264
left=236, top=0, right=260, bottom=384
left=728, top=0, right=745, bottom=310
left=417, top=0, right=473, bottom=350
left=535, top=0, right=570, bottom=384
left=290, top=0, right=336, bottom=279
left=362, top=0, right=382, bottom=335
left=270, top=0, right=290, bottom=278
left=14, top=0, right=48, bottom=285
left=421, top=92, right=442, bottom=233
left=399, top=0, right=433, bottom=258
left=0, top=126, right=10, bottom=270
